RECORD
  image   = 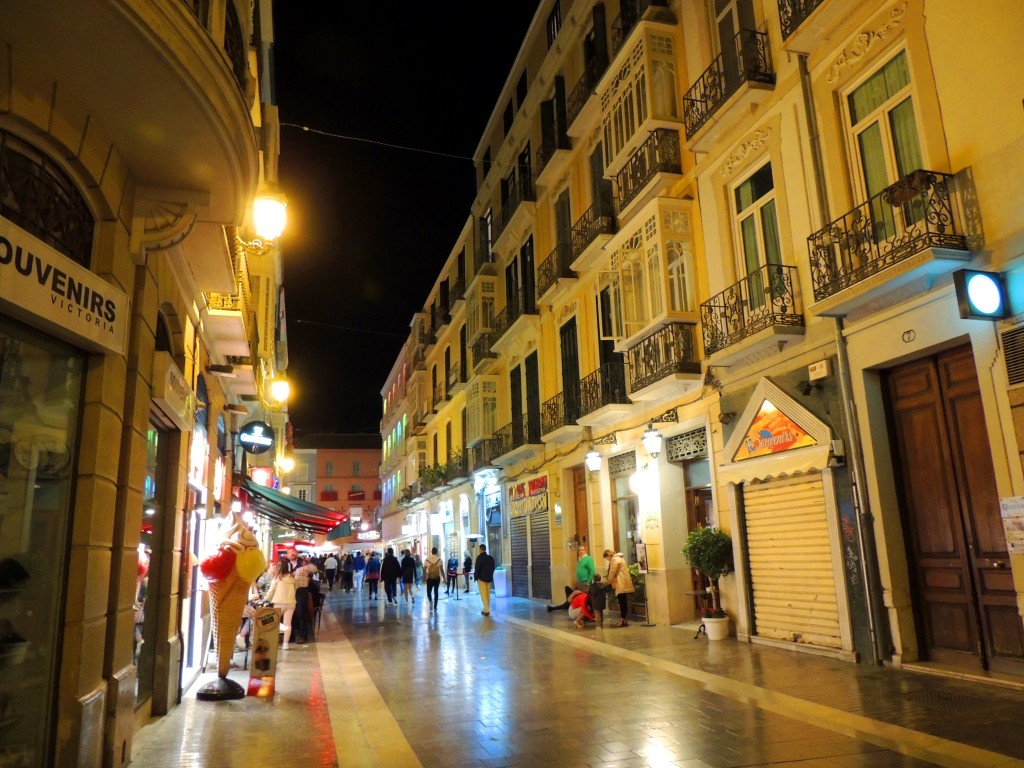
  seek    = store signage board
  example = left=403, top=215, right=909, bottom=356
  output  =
left=0, top=217, right=129, bottom=356
left=734, top=399, right=817, bottom=462
left=239, top=421, right=274, bottom=455
left=152, top=352, right=193, bottom=432
left=357, top=530, right=381, bottom=541
left=247, top=605, right=279, bottom=697
left=999, top=497, right=1024, bottom=554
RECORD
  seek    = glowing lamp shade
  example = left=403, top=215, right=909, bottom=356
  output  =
left=641, top=422, right=663, bottom=458
left=277, top=455, right=295, bottom=474
left=253, top=193, right=288, bottom=241
left=269, top=375, right=291, bottom=404
left=954, top=269, right=1007, bottom=320
left=584, top=446, right=602, bottom=472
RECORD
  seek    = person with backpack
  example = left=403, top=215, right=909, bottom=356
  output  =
left=364, top=551, right=381, bottom=600
left=423, top=547, right=444, bottom=610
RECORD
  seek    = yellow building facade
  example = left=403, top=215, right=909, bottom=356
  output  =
left=0, top=1, right=290, bottom=765
left=382, top=0, right=1024, bottom=683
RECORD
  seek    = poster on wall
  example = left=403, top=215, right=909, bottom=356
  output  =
left=1000, top=497, right=1024, bottom=554
left=734, top=399, right=817, bottom=462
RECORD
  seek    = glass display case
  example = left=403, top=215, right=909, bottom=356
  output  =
left=0, top=319, right=83, bottom=768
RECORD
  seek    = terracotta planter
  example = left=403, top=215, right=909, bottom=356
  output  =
left=704, top=616, right=730, bottom=640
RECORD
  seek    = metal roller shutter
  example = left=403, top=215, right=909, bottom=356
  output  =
left=510, top=516, right=529, bottom=598
left=529, top=508, right=551, bottom=601
left=743, top=474, right=842, bottom=649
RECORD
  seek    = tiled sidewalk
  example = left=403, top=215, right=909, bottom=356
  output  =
left=130, top=588, right=1024, bottom=767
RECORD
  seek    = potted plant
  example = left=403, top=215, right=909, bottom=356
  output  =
left=682, top=525, right=734, bottom=640
left=627, top=562, right=646, bottom=618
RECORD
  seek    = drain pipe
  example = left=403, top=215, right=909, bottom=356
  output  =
left=798, top=54, right=885, bottom=665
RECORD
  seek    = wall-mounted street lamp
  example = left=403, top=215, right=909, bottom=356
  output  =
left=236, top=189, right=289, bottom=257
left=276, top=454, right=295, bottom=474
left=641, top=422, right=663, bottom=458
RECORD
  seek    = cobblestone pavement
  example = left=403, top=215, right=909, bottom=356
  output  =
left=130, top=584, right=1024, bottom=767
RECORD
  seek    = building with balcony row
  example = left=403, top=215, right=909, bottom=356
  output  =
left=381, top=0, right=1024, bottom=684
left=0, top=1, right=315, bottom=765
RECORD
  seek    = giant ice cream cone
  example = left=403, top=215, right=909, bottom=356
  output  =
left=209, top=573, right=250, bottom=677
left=196, top=510, right=265, bottom=700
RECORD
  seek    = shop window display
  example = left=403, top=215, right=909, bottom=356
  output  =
left=136, top=424, right=167, bottom=704
left=0, top=318, right=83, bottom=768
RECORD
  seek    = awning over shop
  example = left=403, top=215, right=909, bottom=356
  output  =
left=326, top=521, right=352, bottom=541
left=239, top=477, right=346, bottom=536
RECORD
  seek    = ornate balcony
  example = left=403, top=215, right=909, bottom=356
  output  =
left=701, top=264, right=805, bottom=367
left=567, top=55, right=609, bottom=136
left=446, top=451, right=470, bottom=484
left=808, top=170, right=972, bottom=318
left=611, top=0, right=669, bottom=56
left=469, top=439, right=500, bottom=472
left=493, top=175, right=536, bottom=255
left=615, top=129, right=682, bottom=214
left=570, top=203, right=617, bottom=273
left=536, top=132, right=572, bottom=188
left=541, top=391, right=586, bottom=446
left=491, top=290, right=539, bottom=348
left=491, top=419, right=543, bottom=466
left=410, top=343, right=427, bottom=371
left=625, top=322, right=701, bottom=402
left=471, top=333, right=497, bottom=373
left=448, top=359, right=468, bottom=396
left=779, top=0, right=865, bottom=54
left=577, top=361, right=633, bottom=429
left=683, top=29, right=775, bottom=152
left=536, top=240, right=577, bottom=305
left=433, top=381, right=449, bottom=409
left=448, top=276, right=466, bottom=311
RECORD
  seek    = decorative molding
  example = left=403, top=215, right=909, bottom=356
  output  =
left=556, top=301, right=578, bottom=325
left=719, top=127, right=773, bottom=178
left=826, top=3, right=908, bottom=85
left=131, top=187, right=209, bottom=254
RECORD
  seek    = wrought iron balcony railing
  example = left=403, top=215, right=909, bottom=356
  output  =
left=615, top=129, right=682, bottom=211
left=683, top=29, right=775, bottom=138
left=567, top=55, right=609, bottom=127
left=448, top=360, right=467, bottom=390
left=571, top=203, right=617, bottom=262
left=410, top=343, right=427, bottom=370
left=495, top=175, right=536, bottom=241
left=541, top=391, right=582, bottom=436
left=491, top=290, right=538, bottom=342
left=447, top=451, right=469, bottom=481
left=701, top=264, right=803, bottom=355
left=579, top=360, right=629, bottom=417
left=493, top=417, right=540, bottom=458
left=448, top=277, right=466, bottom=311
left=778, top=0, right=824, bottom=40
left=471, top=333, right=496, bottom=367
left=626, top=322, right=701, bottom=392
left=536, top=240, right=575, bottom=299
left=536, top=132, right=572, bottom=178
left=611, top=0, right=668, bottom=55
left=469, top=439, right=499, bottom=471
left=223, top=1, right=248, bottom=95
left=433, top=381, right=449, bottom=408
left=808, top=170, right=968, bottom=303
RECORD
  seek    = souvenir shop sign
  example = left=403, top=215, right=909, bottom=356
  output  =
left=734, top=399, right=816, bottom=462
left=0, top=217, right=129, bottom=355
left=239, top=421, right=274, bottom=455
left=247, top=605, right=280, bottom=697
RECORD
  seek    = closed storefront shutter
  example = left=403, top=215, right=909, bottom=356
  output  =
left=529, top=508, right=551, bottom=601
left=744, top=474, right=842, bottom=649
left=511, top=516, right=530, bottom=598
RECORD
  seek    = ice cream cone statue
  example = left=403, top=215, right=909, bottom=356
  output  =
left=196, top=510, right=266, bottom=700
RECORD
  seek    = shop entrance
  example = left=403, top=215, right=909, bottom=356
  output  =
left=886, top=345, right=1024, bottom=674
left=685, top=487, right=713, bottom=612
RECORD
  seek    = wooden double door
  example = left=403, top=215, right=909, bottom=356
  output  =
left=887, top=345, right=1024, bottom=674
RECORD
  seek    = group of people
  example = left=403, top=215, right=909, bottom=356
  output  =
left=547, top=546, right=633, bottom=629
left=259, top=547, right=323, bottom=649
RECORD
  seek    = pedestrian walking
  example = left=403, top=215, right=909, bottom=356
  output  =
left=352, top=550, right=366, bottom=594
left=265, top=559, right=297, bottom=650
left=423, top=547, right=444, bottom=610
left=413, top=550, right=423, bottom=588
left=463, top=550, right=473, bottom=592
left=380, top=548, right=401, bottom=603
left=400, top=549, right=416, bottom=604
left=445, top=552, right=459, bottom=595
left=364, top=551, right=381, bottom=600
left=324, top=552, right=338, bottom=592
left=603, top=549, right=634, bottom=628
left=474, top=543, right=496, bottom=616
left=341, top=553, right=354, bottom=592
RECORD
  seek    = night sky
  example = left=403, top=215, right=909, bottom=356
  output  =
left=273, top=4, right=541, bottom=438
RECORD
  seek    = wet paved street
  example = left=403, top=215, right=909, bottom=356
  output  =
left=131, top=586, right=1024, bottom=767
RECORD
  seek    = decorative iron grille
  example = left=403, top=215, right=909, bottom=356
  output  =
left=469, top=439, right=498, bottom=472
left=808, top=170, right=968, bottom=302
left=448, top=276, right=466, bottom=310
left=223, top=1, right=248, bottom=93
left=683, top=29, right=775, bottom=138
left=611, top=0, right=668, bottom=55
left=778, top=0, right=824, bottom=40
left=625, top=322, right=701, bottom=392
left=666, top=428, right=708, bottom=461
left=495, top=174, right=536, bottom=241
left=537, top=132, right=571, bottom=178
left=471, top=333, right=496, bottom=368
left=536, top=240, right=575, bottom=299
left=608, top=451, right=637, bottom=475
left=567, top=54, right=609, bottom=127
left=570, top=202, right=617, bottom=262
left=541, top=390, right=582, bottom=435
left=492, top=290, right=536, bottom=342
left=701, top=264, right=804, bottom=356
left=0, top=131, right=94, bottom=267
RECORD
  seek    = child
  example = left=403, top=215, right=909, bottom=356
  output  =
left=587, top=574, right=607, bottom=628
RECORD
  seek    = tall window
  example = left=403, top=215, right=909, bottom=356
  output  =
left=546, top=1, right=562, bottom=48
left=846, top=51, right=922, bottom=239
left=353, top=461, right=361, bottom=476
left=734, top=162, right=781, bottom=307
